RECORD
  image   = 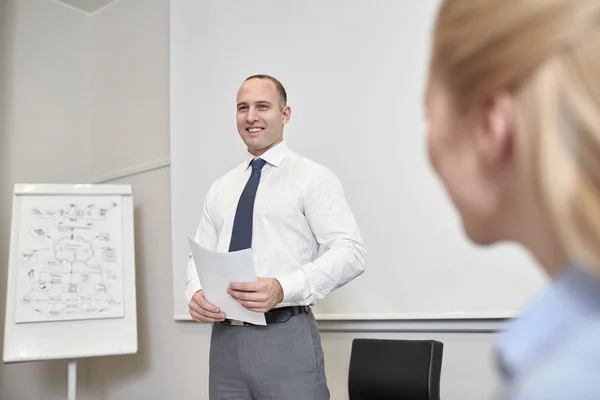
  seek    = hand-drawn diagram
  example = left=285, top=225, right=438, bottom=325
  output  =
left=15, top=195, right=124, bottom=323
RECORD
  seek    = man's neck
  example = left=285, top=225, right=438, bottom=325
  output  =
left=248, top=138, right=283, bottom=157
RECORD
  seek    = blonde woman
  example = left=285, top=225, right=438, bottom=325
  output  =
left=425, top=0, right=600, bottom=398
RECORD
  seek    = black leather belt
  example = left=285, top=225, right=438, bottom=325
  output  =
left=220, top=305, right=310, bottom=327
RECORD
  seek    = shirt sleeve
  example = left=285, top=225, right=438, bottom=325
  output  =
left=276, top=166, right=367, bottom=304
left=184, top=184, right=219, bottom=301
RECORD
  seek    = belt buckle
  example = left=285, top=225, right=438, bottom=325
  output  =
left=230, top=319, right=245, bottom=326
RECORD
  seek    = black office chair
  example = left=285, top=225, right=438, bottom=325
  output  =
left=348, top=338, right=444, bottom=400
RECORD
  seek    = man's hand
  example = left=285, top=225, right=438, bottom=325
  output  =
left=227, top=277, right=284, bottom=313
left=189, top=290, right=226, bottom=323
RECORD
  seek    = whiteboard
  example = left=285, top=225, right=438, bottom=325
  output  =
left=169, top=0, right=548, bottom=321
left=3, top=184, right=137, bottom=363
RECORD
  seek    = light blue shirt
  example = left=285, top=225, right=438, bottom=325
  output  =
left=496, top=265, right=600, bottom=400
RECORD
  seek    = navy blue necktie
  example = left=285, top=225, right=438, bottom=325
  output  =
left=229, top=158, right=267, bottom=252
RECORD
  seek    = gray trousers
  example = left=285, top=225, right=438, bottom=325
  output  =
left=209, top=309, right=330, bottom=400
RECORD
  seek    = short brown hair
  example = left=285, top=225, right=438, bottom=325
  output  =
left=244, top=74, right=287, bottom=108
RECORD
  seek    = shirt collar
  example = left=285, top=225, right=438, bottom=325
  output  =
left=496, top=264, right=600, bottom=381
left=244, top=140, right=289, bottom=169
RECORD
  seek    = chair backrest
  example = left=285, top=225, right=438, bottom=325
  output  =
left=348, top=338, right=444, bottom=400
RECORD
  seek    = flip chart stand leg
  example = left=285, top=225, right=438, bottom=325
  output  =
left=68, top=359, right=77, bottom=400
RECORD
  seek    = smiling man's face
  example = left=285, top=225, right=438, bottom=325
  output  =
left=236, top=77, right=291, bottom=156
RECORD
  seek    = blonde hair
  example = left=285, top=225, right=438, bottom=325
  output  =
left=430, top=0, right=600, bottom=272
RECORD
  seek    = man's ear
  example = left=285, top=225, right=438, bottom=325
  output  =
left=475, top=92, right=515, bottom=166
left=282, top=105, right=291, bottom=125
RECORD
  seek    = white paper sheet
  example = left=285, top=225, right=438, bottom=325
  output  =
left=15, top=195, right=124, bottom=324
left=187, top=237, right=266, bottom=325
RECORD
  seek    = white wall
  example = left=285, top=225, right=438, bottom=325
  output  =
left=86, top=0, right=169, bottom=180
left=0, top=0, right=503, bottom=399
left=0, top=0, right=94, bottom=399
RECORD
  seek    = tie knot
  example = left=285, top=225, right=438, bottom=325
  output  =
left=250, top=158, right=266, bottom=171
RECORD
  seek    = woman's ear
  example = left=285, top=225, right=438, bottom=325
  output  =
left=475, top=92, right=515, bottom=167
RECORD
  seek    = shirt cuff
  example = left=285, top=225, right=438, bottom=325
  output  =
left=276, top=269, right=307, bottom=304
left=184, top=281, right=202, bottom=302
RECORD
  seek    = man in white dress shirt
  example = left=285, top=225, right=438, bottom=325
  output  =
left=185, top=74, right=367, bottom=400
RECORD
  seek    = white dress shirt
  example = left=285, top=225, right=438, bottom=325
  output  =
left=185, top=140, right=367, bottom=307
